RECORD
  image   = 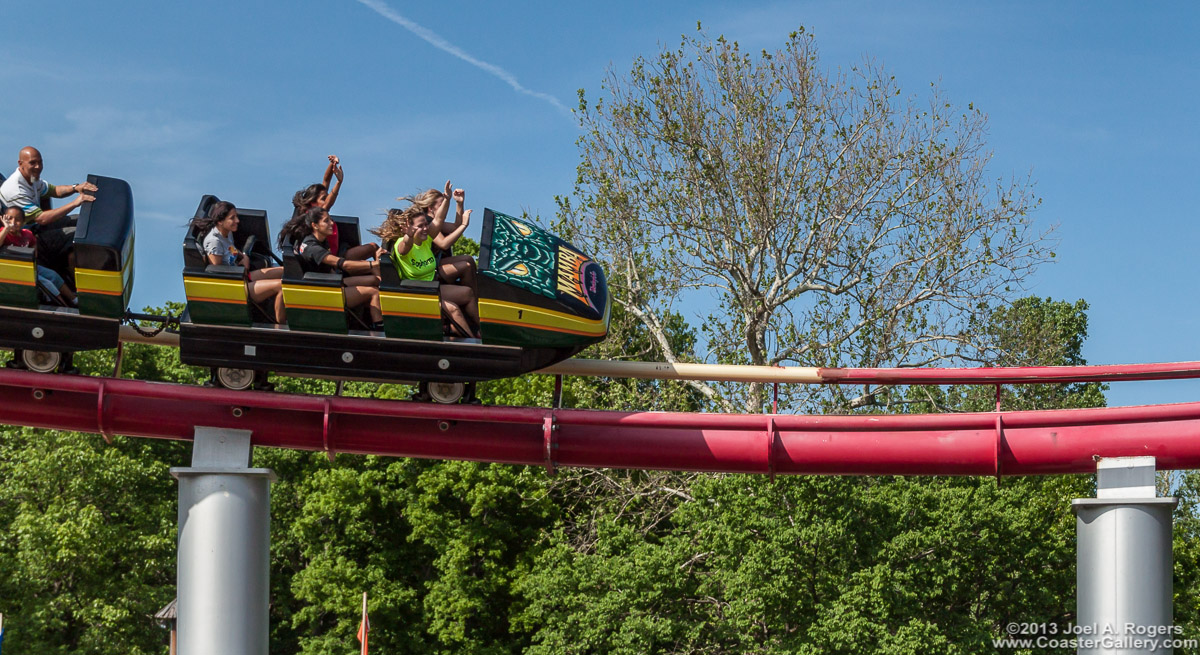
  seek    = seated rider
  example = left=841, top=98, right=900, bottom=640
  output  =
left=192, top=201, right=286, bottom=323
left=393, top=181, right=477, bottom=288
left=372, top=184, right=479, bottom=339
left=1, top=206, right=76, bottom=306
left=287, top=155, right=380, bottom=265
left=0, top=146, right=97, bottom=272
left=285, top=207, right=384, bottom=331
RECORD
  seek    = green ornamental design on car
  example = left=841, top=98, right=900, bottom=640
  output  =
left=483, top=212, right=557, bottom=299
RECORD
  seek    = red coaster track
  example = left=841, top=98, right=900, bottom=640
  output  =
left=3, top=363, right=1200, bottom=477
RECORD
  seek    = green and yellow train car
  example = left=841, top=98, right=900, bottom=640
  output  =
left=0, top=174, right=134, bottom=372
left=178, top=198, right=609, bottom=402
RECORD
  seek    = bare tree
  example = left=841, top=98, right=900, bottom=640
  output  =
left=558, top=27, right=1052, bottom=413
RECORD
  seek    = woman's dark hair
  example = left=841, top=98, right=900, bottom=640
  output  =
left=279, top=206, right=327, bottom=250
left=190, top=200, right=236, bottom=236
left=291, top=184, right=326, bottom=214
left=277, top=213, right=303, bottom=250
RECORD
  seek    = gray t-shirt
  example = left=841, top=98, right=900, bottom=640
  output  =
left=202, top=227, right=238, bottom=266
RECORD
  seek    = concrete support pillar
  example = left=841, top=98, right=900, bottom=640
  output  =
left=171, top=427, right=275, bottom=655
left=1073, top=457, right=1176, bottom=655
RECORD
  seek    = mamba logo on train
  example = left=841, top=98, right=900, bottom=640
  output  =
left=555, top=245, right=605, bottom=313
left=482, top=211, right=609, bottom=318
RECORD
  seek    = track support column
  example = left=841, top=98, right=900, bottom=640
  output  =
left=171, top=427, right=276, bottom=655
left=1072, top=456, right=1176, bottom=654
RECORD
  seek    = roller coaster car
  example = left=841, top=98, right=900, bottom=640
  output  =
left=180, top=195, right=280, bottom=327
left=179, top=203, right=610, bottom=402
left=0, top=174, right=134, bottom=373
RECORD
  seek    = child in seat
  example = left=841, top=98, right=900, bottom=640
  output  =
left=1, top=206, right=76, bottom=306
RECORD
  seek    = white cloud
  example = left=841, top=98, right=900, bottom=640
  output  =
left=353, top=0, right=571, bottom=116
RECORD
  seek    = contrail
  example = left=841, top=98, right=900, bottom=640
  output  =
left=354, top=0, right=571, bottom=115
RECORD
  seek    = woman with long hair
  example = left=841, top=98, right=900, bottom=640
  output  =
left=193, top=200, right=285, bottom=323
left=375, top=182, right=478, bottom=287
left=285, top=155, right=379, bottom=263
left=290, top=155, right=343, bottom=221
left=373, top=183, right=479, bottom=338
left=285, top=206, right=383, bottom=329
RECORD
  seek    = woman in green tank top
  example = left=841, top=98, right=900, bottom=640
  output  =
left=373, top=184, right=480, bottom=339
left=392, top=232, right=437, bottom=281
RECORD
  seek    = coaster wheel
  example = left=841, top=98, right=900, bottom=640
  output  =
left=415, top=376, right=465, bottom=403
left=21, top=349, right=63, bottom=373
left=214, top=367, right=256, bottom=391
left=426, top=381, right=466, bottom=405
left=417, top=381, right=479, bottom=405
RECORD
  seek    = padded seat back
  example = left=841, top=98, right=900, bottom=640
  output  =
left=181, top=194, right=267, bottom=328
left=331, top=214, right=361, bottom=257
left=280, top=236, right=306, bottom=279
left=0, top=242, right=38, bottom=309
left=73, top=174, right=135, bottom=318
left=184, top=195, right=219, bottom=271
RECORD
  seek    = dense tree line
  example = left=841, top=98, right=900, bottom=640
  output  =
left=1, top=298, right=1196, bottom=655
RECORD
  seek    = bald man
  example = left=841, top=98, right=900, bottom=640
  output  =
left=0, top=147, right=97, bottom=267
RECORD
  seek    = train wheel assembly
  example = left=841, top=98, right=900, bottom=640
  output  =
left=426, top=381, right=466, bottom=404
left=214, top=367, right=256, bottom=391
left=20, top=349, right=63, bottom=373
left=419, top=381, right=478, bottom=405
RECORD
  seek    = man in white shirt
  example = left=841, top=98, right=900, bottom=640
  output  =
left=0, top=146, right=97, bottom=267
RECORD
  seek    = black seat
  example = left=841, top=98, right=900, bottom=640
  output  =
left=73, top=174, right=135, bottom=318
left=328, top=217, right=373, bottom=330
left=331, top=214, right=361, bottom=258
left=0, top=240, right=39, bottom=309
left=183, top=195, right=218, bottom=271
left=186, top=195, right=276, bottom=271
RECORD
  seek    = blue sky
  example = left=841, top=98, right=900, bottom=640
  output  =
left=4, top=1, right=1198, bottom=407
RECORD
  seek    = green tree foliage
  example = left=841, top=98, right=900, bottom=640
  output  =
left=862, top=297, right=1107, bottom=414
left=1171, top=471, right=1200, bottom=644
left=0, top=429, right=183, bottom=655
left=559, top=25, right=1052, bottom=412
left=0, top=306, right=193, bottom=655
left=520, top=474, right=1090, bottom=655
left=264, top=454, right=557, bottom=655
left=515, top=298, right=1105, bottom=655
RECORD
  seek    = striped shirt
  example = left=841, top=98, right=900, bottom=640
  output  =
left=0, top=170, right=52, bottom=220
